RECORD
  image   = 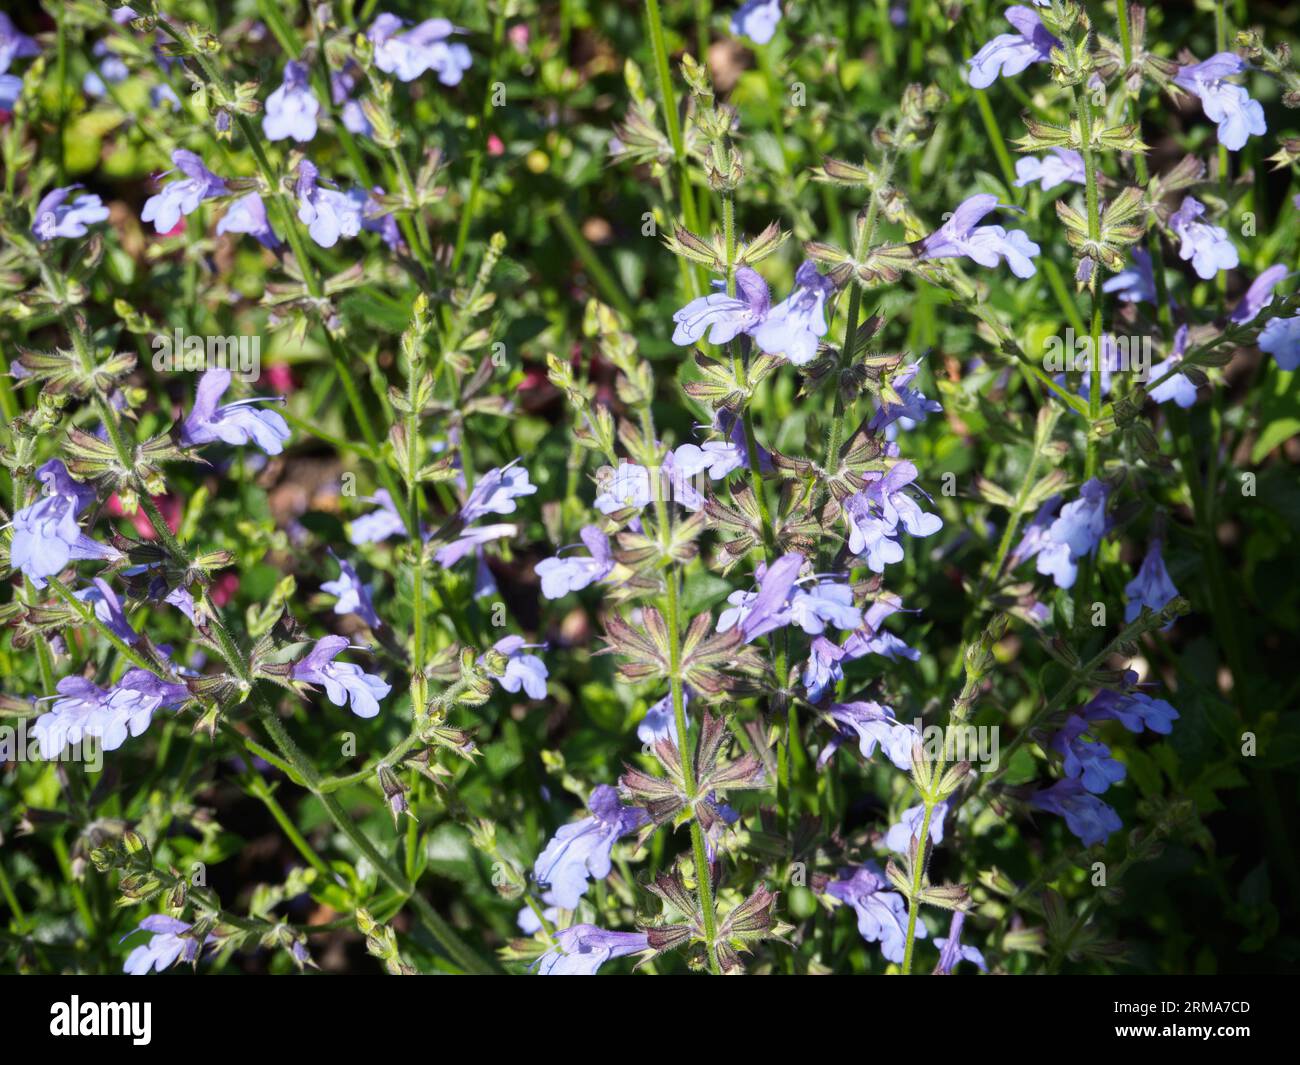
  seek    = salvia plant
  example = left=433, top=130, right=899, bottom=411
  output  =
left=0, top=0, right=1296, bottom=978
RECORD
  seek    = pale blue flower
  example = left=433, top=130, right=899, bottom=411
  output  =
left=535, top=525, right=614, bottom=599
left=934, top=911, right=987, bottom=974
left=461, top=460, right=537, bottom=521
left=215, top=192, right=280, bottom=249
left=966, top=6, right=1059, bottom=89
left=671, top=267, right=770, bottom=346
left=180, top=368, right=290, bottom=455
left=10, top=462, right=120, bottom=587
left=292, top=636, right=391, bottom=719
left=803, top=636, right=847, bottom=702
left=1148, top=325, right=1197, bottom=408
left=1013, top=148, right=1085, bottom=191
left=1029, top=778, right=1122, bottom=846
left=122, top=915, right=213, bottom=975
left=920, top=194, right=1040, bottom=278
left=1229, top=264, right=1287, bottom=324
left=1052, top=714, right=1127, bottom=794
left=31, top=186, right=110, bottom=242
left=1083, top=687, right=1179, bottom=735
left=533, top=785, right=649, bottom=910
left=368, top=14, right=472, bottom=86
left=537, top=925, right=648, bottom=976
left=820, top=701, right=919, bottom=771
left=321, top=552, right=382, bottom=629
left=33, top=670, right=188, bottom=759
left=296, top=161, right=362, bottom=248
left=789, top=580, right=862, bottom=635
left=1124, top=540, right=1179, bottom=625
left=1102, top=247, right=1157, bottom=304
left=0, top=13, right=39, bottom=75
left=1174, top=52, right=1266, bottom=151
left=751, top=261, right=834, bottom=366
left=263, top=60, right=319, bottom=142
left=141, top=150, right=227, bottom=234
left=826, top=862, right=924, bottom=964
left=885, top=801, right=948, bottom=853
left=731, top=0, right=782, bottom=45
left=488, top=635, right=548, bottom=700
left=1170, top=197, right=1238, bottom=281
left=348, top=490, right=406, bottom=544
left=1259, top=315, right=1300, bottom=371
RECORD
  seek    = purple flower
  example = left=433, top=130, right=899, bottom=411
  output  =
left=840, top=595, right=919, bottom=662
left=1082, top=687, right=1179, bottom=735
left=671, top=267, right=770, bottom=346
left=966, top=6, right=1059, bottom=89
left=0, top=73, right=21, bottom=110
left=1102, top=247, right=1157, bottom=304
left=461, top=460, right=537, bottom=521
left=1051, top=715, right=1126, bottom=794
left=885, top=801, right=948, bottom=853
left=1170, top=197, right=1238, bottom=281
left=731, top=0, right=783, bottom=45
left=843, top=460, right=943, bottom=573
left=295, top=161, right=362, bottom=248
left=717, top=409, right=773, bottom=474
left=1174, top=52, right=1266, bottom=151
left=1029, top=778, right=1122, bottom=847
left=368, top=15, right=472, bottom=86
left=594, top=461, right=653, bottom=514
left=920, top=194, right=1040, bottom=278
left=789, top=579, right=862, bottom=635
left=434, top=523, right=516, bottom=567
left=263, top=60, right=319, bottom=142
left=1259, top=315, right=1300, bottom=371
left=141, top=150, right=227, bottom=234
left=1048, top=478, right=1108, bottom=558
left=31, top=186, right=110, bottom=242
left=348, top=490, right=406, bottom=544
left=717, top=551, right=804, bottom=641
left=180, top=368, right=290, bottom=455
left=122, top=915, right=213, bottom=975
left=1148, top=325, right=1197, bottom=408
left=826, top=862, right=924, bottom=964
left=1124, top=540, right=1179, bottom=625
left=151, top=83, right=180, bottom=111
left=0, top=13, right=40, bottom=75
left=83, top=40, right=128, bottom=97
left=819, top=700, right=919, bottom=770
left=33, top=669, right=188, bottom=759
left=537, top=924, right=648, bottom=975
left=487, top=635, right=548, bottom=700
left=10, top=462, right=120, bottom=587
left=321, top=552, right=382, bottom=629
left=536, top=525, right=615, bottom=599
left=215, top=192, right=280, bottom=249
left=751, top=261, right=834, bottom=366
left=672, top=439, right=745, bottom=481
left=1230, top=264, right=1287, bottom=324
left=868, top=361, right=943, bottom=436
left=533, top=785, right=649, bottom=910
left=1013, top=148, right=1085, bottom=191
left=934, top=911, right=987, bottom=974
left=292, top=635, right=391, bottom=719
left=637, top=689, right=686, bottom=745
left=1015, top=479, right=1108, bottom=589
left=802, top=636, right=847, bottom=702
left=74, top=577, right=136, bottom=645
